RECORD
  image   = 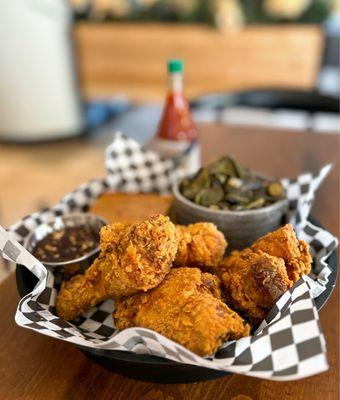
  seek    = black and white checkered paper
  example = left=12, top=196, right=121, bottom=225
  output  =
left=1, top=132, right=338, bottom=381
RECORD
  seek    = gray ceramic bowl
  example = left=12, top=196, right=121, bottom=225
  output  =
left=172, top=180, right=288, bottom=250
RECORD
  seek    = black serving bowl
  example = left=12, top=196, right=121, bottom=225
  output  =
left=15, top=217, right=337, bottom=384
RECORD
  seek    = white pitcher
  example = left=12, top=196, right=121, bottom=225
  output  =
left=0, top=0, right=84, bottom=141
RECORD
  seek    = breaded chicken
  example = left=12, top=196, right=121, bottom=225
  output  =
left=174, top=223, right=227, bottom=270
left=56, top=214, right=178, bottom=321
left=220, top=224, right=312, bottom=323
left=251, top=224, right=312, bottom=283
left=113, top=267, right=250, bottom=356
left=221, top=250, right=291, bottom=322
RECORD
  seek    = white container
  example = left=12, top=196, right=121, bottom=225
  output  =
left=0, top=0, right=84, bottom=141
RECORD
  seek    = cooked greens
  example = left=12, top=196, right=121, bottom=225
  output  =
left=180, top=156, right=285, bottom=211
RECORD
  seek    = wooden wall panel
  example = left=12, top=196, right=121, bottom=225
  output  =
left=74, top=22, right=323, bottom=101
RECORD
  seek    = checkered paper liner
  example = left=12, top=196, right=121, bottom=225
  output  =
left=1, top=133, right=338, bottom=381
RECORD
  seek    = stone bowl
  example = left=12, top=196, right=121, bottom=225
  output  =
left=172, top=180, right=289, bottom=250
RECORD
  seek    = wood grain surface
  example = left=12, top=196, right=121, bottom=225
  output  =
left=0, top=125, right=339, bottom=400
left=74, top=23, right=323, bottom=101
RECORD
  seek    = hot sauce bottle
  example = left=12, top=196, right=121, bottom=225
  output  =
left=148, top=59, right=200, bottom=175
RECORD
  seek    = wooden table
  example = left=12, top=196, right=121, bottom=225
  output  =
left=0, top=125, right=338, bottom=399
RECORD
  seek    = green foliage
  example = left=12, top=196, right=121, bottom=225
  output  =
left=299, top=0, right=333, bottom=23
left=240, top=0, right=333, bottom=24
left=73, top=0, right=333, bottom=24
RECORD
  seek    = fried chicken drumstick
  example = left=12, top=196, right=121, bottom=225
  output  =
left=220, top=224, right=312, bottom=323
left=174, top=223, right=227, bottom=269
left=56, top=214, right=178, bottom=321
left=114, top=267, right=250, bottom=356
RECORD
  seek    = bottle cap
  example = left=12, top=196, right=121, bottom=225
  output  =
left=168, top=59, right=183, bottom=73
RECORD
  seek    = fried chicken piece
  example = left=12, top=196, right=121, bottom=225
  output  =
left=220, top=224, right=312, bottom=323
left=251, top=224, right=312, bottom=283
left=113, top=267, right=250, bottom=356
left=56, top=214, right=179, bottom=321
left=221, top=250, right=291, bottom=323
left=174, top=223, right=227, bottom=270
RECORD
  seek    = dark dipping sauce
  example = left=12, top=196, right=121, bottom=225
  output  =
left=32, top=225, right=100, bottom=263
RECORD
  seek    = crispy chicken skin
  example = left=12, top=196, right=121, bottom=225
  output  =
left=113, top=267, right=250, bottom=356
left=221, top=250, right=291, bottom=322
left=251, top=224, right=312, bottom=282
left=220, top=224, right=312, bottom=323
left=56, top=214, right=179, bottom=321
left=174, top=223, right=227, bottom=270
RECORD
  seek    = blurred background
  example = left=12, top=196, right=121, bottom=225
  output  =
left=1, top=0, right=339, bottom=141
left=0, top=0, right=339, bottom=278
